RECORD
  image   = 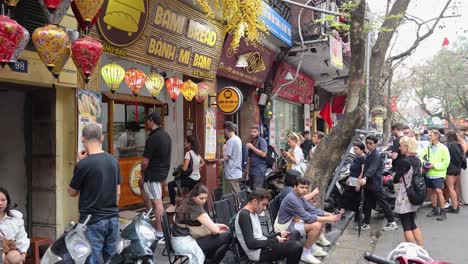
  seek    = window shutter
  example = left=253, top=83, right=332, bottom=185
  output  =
left=14, top=1, right=48, bottom=50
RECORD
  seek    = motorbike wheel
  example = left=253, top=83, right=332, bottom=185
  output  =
left=142, top=258, right=154, bottom=264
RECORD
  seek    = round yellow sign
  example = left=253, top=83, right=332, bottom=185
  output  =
left=129, top=161, right=142, bottom=196
left=217, top=86, right=243, bottom=114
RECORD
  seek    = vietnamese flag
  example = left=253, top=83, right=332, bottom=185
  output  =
left=320, top=101, right=333, bottom=129
left=442, top=37, right=449, bottom=47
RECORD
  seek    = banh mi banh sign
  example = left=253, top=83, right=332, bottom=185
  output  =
left=91, top=0, right=225, bottom=80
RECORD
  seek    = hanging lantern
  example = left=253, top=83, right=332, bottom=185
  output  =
left=38, top=0, right=72, bottom=25
left=43, top=0, right=61, bottom=12
left=5, top=0, right=20, bottom=8
left=71, top=36, right=102, bottom=82
left=32, top=24, right=69, bottom=71
left=195, top=82, right=209, bottom=103
left=50, top=45, right=70, bottom=79
left=9, top=25, right=29, bottom=64
left=73, top=0, right=104, bottom=26
left=145, top=72, right=165, bottom=99
left=181, top=80, right=198, bottom=101
left=101, top=62, right=125, bottom=93
left=71, top=1, right=100, bottom=34
left=165, top=77, right=182, bottom=102
left=124, top=68, right=146, bottom=96
left=0, top=15, right=25, bottom=67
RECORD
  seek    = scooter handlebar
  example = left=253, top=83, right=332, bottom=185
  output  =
left=363, top=252, right=397, bottom=264
left=82, top=215, right=92, bottom=226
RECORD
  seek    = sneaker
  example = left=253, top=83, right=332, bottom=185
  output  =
left=382, top=222, right=398, bottom=231
left=301, top=253, right=322, bottom=264
left=355, top=223, right=370, bottom=230
left=317, top=233, right=331, bottom=246
left=446, top=206, right=460, bottom=214
left=444, top=201, right=451, bottom=209
left=436, top=211, right=447, bottom=221
left=157, top=236, right=165, bottom=244
left=312, top=247, right=328, bottom=257
left=165, top=204, right=176, bottom=213
left=426, top=208, right=438, bottom=217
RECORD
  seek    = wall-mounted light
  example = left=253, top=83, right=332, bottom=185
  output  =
left=236, top=54, right=248, bottom=68
left=208, top=95, right=217, bottom=106
left=285, top=71, right=294, bottom=81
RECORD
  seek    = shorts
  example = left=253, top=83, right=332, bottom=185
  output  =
left=292, top=221, right=307, bottom=237
left=143, top=181, right=162, bottom=200
left=425, top=177, right=444, bottom=189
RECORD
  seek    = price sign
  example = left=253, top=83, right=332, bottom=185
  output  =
left=10, top=59, right=28, bottom=73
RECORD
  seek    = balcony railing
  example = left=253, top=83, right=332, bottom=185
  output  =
left=269, top=0, right=292, bottom=20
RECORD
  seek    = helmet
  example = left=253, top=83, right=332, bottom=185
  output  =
left=387, top=242, right=433, bottom=262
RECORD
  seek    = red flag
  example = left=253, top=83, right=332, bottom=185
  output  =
left=442, top=37, right=449, bottom=47
left=320, top=101, right=333, bottom=129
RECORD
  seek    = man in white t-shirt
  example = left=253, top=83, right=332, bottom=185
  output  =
left=220, top=121, right=243, bottom=193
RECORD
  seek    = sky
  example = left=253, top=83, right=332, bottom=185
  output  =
left=367, top=0, right=468, bottom=69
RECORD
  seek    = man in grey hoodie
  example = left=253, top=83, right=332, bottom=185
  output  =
left=274, top=178, right=341, bottom=264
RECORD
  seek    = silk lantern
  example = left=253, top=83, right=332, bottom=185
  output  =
left=0, top=15, right=25, bottom=67
left=73, top=0, right=104, bottom=26
left=8, top=24, right=29, bottom=63
left=101, top=62, right=125, bottom=93
left=39, top=0, right=72, bottom=25
left=165, top=77, right=182, bottom=102
left=71, top=1, right=100, bottom=34
left=32, top=24, right=69, bottom=71
left=5, top=0, right=20, bottom=8
left=181, top=80, right=198, bottom=101
left=71, top=36, right=103, bottom=82
left=50, top=45, right=70, bottom=79
left=195, top=82, right=209, bottom=103
left=125, top=68, right=146, bottom=96
left=145, top=72, right=165, bottom=99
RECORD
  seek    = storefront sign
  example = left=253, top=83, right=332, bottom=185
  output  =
left=129, top=161, right=143, bottom=196
left=330, top=35, right=343, bottom=70
left=261, top=1, right=292, bottom=46
left=218, top=35, right=276, bottom=87
left=272, top=62, right=314, bottom=104
left=217, top=86, right=243, bottom=114
left=9, top=59, right=28, bottom=73
left=92, top=0, right=225, bottom=80
left=77, top=90, right=103, bottom=156
left=204, top=109, right=217, bottom=160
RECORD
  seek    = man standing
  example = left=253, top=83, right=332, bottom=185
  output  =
left=235, top=189, right=303, bottom=264
left=274, top=178, right=340, bottom=264
left=359, top=135, right=398, bottom=231
left=141, top=112, right=172, bottom=239
left=220, top=121, right=243, bottom=193
left=420, top=130, right=450, bottom=221
left=309, top=131, right=325, bottom=158
left=246, top=125, right=268, bottom=190
left=300, top=131, right=313, bottom=160
left=391, top=122, right=405, bottom=169
left=421, top=130, right=430, bottom=141
left=68, top=123, right=121, bottom=264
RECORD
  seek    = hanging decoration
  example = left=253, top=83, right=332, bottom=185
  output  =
left=43, top=0, right=61, bottom=12
left=181, top=80, right=198, bottom=101
left=50, top=45, right=70, bottom=78
left=38, top=0, right=72, bottom=25
left=165, top=77, right=182, bottom=102
left=124, top=68, right=146, bottom=96
left=101, top=62, right=125, bottom=93
left=195, top=82, right=209, bottom=103
left=0, top=15, right=25, bottom=68
left=4, top=0, right=20, bottom=8
left=72, top=0, right=104, bottom=28
left=71, top=35, right=103, bottom=82
left=145, top=72, right=165, bottom=99
left=32, top=24, right=69, bottom=71
left=71, top=1, right=100, bottom=34
left=8, top=24, right=29, bottom=64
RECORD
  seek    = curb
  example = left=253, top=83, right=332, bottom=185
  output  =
left=324, top=211, right=355, bottom=251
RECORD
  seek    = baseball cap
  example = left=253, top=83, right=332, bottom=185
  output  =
left=147, top=112, right=162, bottom=125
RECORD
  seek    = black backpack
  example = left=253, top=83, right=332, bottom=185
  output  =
left=402, top=160, right=426, bottom=206
left=265, top=145, right=277, bottom=168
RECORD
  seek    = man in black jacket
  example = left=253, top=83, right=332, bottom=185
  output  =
left=358, top=135, right=398, bottom=231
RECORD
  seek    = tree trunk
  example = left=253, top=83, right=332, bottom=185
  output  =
left=383, top=69, right=394, bottom=145
left=369, top=0, right=411, bottom=111
left=304, top=0, right=366, bottom=206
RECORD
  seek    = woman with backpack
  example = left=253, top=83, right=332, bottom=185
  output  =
left=445, top=130, right=465, bottom=213
left=394, top=136, right=424, bottom=246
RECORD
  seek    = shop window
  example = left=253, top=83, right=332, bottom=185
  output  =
left=273, top=100, right=304, bottom=149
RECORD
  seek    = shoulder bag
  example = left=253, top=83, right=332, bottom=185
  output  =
left=402, top=162, right=426, bottom=206
left=181, top=152, right=194, bottom=178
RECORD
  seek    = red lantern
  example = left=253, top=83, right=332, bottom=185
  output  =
left=71, top=36, right=103, bottom=83
left=0, top=15, right=25, bottom=68
left=71, top=1, right=101, bottom=34
left=44, top=0, right=62, bottom=12
left=124, top=68, right=146, bottom=96
left=39, top=0, right=73, bottom=25
left=195, top=82, right=209, bottom=103
left=165, top=77, right=182, bottom=102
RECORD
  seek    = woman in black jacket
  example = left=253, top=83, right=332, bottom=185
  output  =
left=445, top=130, right=464, bottom=213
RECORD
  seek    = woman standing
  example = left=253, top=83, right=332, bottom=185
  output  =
left=168, top=136, right=205, bottom=208
left=171, top=184, right=232, bottom=264
left=282, top=133, right=305, bottom=174
left=394, top=136, right=424, bottom=246
left=0, top=187, right=30, bottom=264
left=445, top=130, right=464, bottom=213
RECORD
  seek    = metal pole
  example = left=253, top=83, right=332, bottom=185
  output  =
left=365, top=18, right=372, bottom=131
left=280, top=0, right=342, bottom=16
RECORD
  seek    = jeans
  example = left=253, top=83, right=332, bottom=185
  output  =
left=248, top=174, right=266, bottom=190
left=363, top=189, right=395, bottom=224
left=259, top=231, right=303, bottom=264
left=86, top=217, right=119, bottom=264
left=196, top=232, right=232, bottom=263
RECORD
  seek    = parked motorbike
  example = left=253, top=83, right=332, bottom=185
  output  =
left=41, top=215, right=92, bottom=264
left=107, top=209, right=157, bottom=264
left=364, top=242, right=449, bottom=264
left=324, top=152, right=354, bottom=212
left=264, top=145, right=288, bottom=197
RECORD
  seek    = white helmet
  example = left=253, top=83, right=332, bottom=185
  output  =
left=387, top=242, right=433, bottom=262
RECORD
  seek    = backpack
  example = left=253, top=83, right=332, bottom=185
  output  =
left=402, top=160, right=427, bottom=206
left=265, top=145, right=276, bottom=168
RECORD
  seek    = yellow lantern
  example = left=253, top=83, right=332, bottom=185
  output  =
left=51, top=45, right=70, bottom=79
left=181, top=80, right=198, bottom=101
left=5, top=0, right=20, bottom=8
left=73, top=0, right=104, bottom=25
left=101, top=62, right=125, bottom=93
left=145, top=72, right=164, bottom=99
left=32, top=24, right=69, bottom=71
